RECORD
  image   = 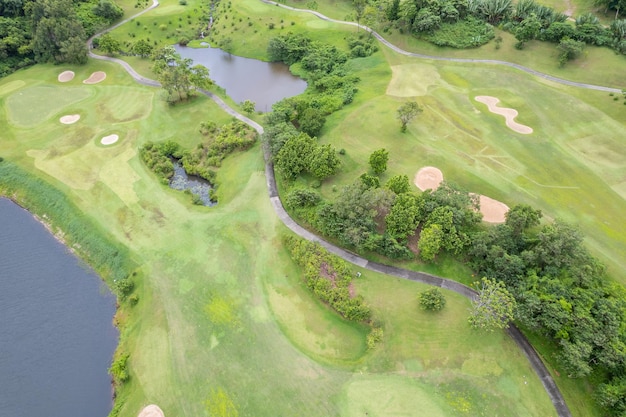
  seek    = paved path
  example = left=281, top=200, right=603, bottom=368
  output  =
left=261, top=0, right=623, bottom=93
left=87, top=5, right=572, bottom=417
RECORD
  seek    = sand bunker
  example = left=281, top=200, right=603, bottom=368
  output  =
left=138, top=405, right=164, bottom=417
left=414, top=166, right=509, bottom=223
left=101, top=134, right=119, bottom=145
left=414, top=166, right=444, bottom=191
left=59, top=114, right=80, bottom=124
left=477, top=194, right=509, bottom=223
left=57, top=71, right=75, bottom=82
left=475, top=96, right=533, bottom=135
left=83, top=71, right=107, bottom=84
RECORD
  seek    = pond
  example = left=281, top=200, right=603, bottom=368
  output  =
left=169, top=159, right=216, bottom=206
left=174, top=44, right=307, bottom=112
left=0, top=198, right=117, bottom=417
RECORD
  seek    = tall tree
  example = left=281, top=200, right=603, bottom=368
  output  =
left=396, top=101, right=422, bottom=132
left=468, top=277, right=516, bottom=331
left=152, top=46, right=212, bottom=102
left=369, top=148, right=389, bottom=175
left=29, top=0, right=87, bottom=64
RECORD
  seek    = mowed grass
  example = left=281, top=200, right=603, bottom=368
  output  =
left=320, top=49, right=626, bottom=284
left=0, top=59, right=559, bottom=416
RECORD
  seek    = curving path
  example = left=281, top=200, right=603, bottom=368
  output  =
left=261, top=0, right=622, bottom=93
left=88, top=5, right=572, bottom=417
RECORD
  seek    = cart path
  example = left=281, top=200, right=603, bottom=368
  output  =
left=87, top=5, right=572, bottom=417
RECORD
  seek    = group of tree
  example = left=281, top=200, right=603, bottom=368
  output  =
left=0, top=0, right=124, bottom=77
left=152, top=46, right=212, bottom=103
left=139, top=120, right=257, bottom=203
left=278, top=142, right=625, bottom=415
left=354, top=0, right=626, bottom=60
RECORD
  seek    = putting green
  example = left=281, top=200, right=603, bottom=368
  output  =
left=6, top=85, right=91, bottom=127
left=338, top=374, right=451, bottom=417
left=94, top=87, right=154, bottom=123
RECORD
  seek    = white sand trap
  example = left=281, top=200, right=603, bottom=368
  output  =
left=83, top=71, right=107, bottom=84
left=414, top=166, right=444, bottom=191
left=59, top=114, right=80, bottom=124
left=478, top=194, right=509, bottom=223
left=138, top=405, right=164, bottom=417
left=58, top=71, right=75, bottom=82
left=101, top=134, right=119, bottom=145
left=475, top=96, right=533, bottom=134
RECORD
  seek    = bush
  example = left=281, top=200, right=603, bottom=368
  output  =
left=285, top=188, right=321, bottom=209
left=113, top=278, right=134, bottom=300
left=366, top=327, right=384, bottom=349
left=426, top=18, right=495, bottom=48
left=419, top=288, right=447, bottom=311
left=109, top=352, right=130, bottom=385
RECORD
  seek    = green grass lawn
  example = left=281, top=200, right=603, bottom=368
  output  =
left=2, top=1, right=624, bottom=416
left=0, top=59, right=560, bottom=416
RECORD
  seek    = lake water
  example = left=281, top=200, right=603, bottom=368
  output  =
left=170, top=159, right=216, bottom=206
left=174, top=44, right=307, bottom=112
left=0, top=198, right=117, bottom=417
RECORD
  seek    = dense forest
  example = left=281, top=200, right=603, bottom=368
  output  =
left=0, top=0, right=123, bottom=77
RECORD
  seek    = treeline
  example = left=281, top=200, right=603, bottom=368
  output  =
left=272, top=143, right=626, bottom=415
left=358, top=0, right=626, bottom=58
left=285, top=235, right=372, bottom=322
left=0, top=0, right=124, bottom=77
left=263, top=33, right=378, bottom=184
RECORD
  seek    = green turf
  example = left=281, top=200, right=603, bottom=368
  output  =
left=1, top=0, right=624, bottom=416
left=0, top=59, right=560, bottom=417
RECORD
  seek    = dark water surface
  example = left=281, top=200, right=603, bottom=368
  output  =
left=170, top=159, right=216, bottom=206
left=174, top=44, right=307, bottom=112
left=0, top=198, right=117, bottom=417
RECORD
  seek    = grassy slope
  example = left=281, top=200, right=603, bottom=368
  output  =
left=0, top=57, right=558, bottom=416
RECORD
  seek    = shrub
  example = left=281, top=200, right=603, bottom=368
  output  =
left=113, top=278, right=134, bottom=300
left=419, top=288, right=447, bottom=311
left=285, top=188, right=321, bottom=210
left=426, top=18, right=495, bottom=48
left=109, top=352, right=130, bottom=385
left=366, top=327, right=384, bottom=349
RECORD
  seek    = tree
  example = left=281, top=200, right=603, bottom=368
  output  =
left=353, top=0, right=366, bottom=29
left=386, top=192, right=423, bottom=240
left=132, top=39, right=153, bottom=58
left=241, top=99, right=256, bottom=115
left=152, top=46, right=212, bottom=102
left=418, top=223, right=444, bottom=261
left=514, top=13, right=541, bottom=49
left=369, top=148, right=388, bottom=175
left=298, top=107, right=326, bottom=137
left=505, top=203, right=542, bottom=236
left=30, top=0, right=87, bottom=64
left=557, top=37, right=585, bottom=66
left=419, top=288, right=447, bottom=311
left=596, top=376, right=626, bottom=417
left=275, top=132, right=316, bottom=180
left=97, top=33, right=121, bottom=55
left=308, top=144, right=340, bottom=180
left=92, top=0, right=123, bottom=20
left=396, top=101, right=422, bottom=132
left=386, top=174, right=410, bottom=194
left=468, top=277, right=516, bottom=331
left=359, top=173, right=380, bottom=189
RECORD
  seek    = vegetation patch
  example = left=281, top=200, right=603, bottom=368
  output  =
left=425, top=18, right=495, bottom=48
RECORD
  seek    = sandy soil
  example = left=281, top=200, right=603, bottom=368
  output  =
left=414, top=166, right=509, bottom=223
left=475, top=96, right=533, bottom=135
left=59, top=114, right=80, bottom=124
left=138, top=405, right=164, bottom=417
left=477, top=194, right=509, bottom=223
left=414, top=166, right=444, bottom=191
left=83, top=71, right=107, bottom=84
left=58, top=71, right=75, bottom=82
left=101, top=134, right=119, bottom=145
